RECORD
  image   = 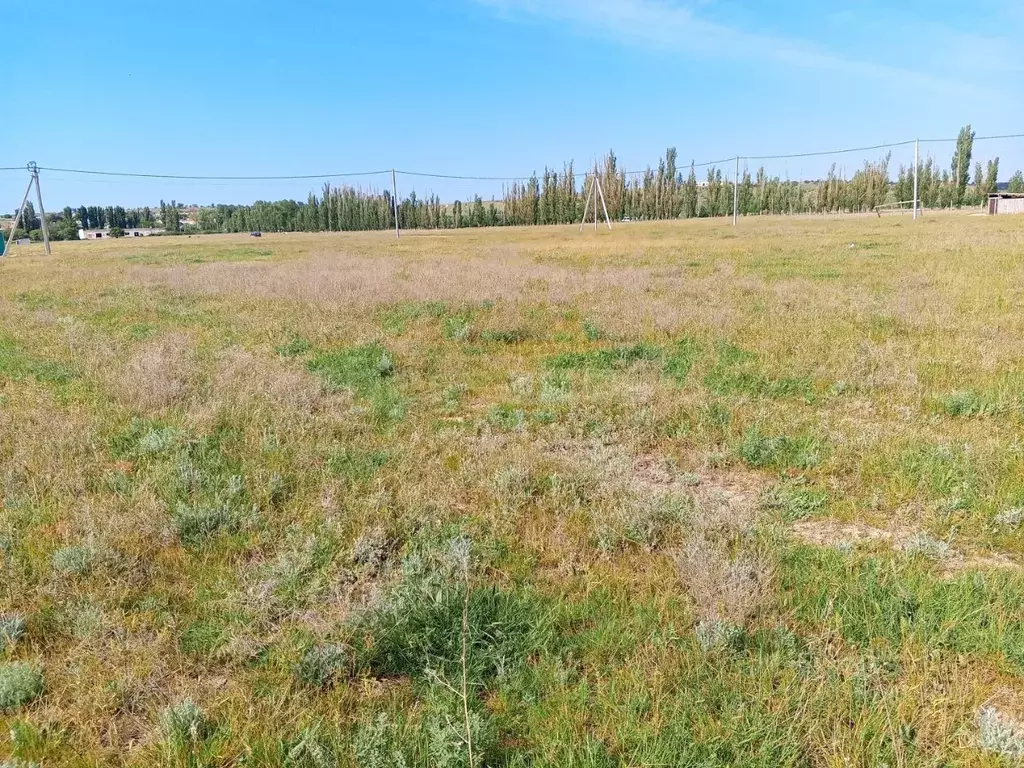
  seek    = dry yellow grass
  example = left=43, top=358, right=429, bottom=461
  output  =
left=2, top=215, right=1024, bottom=766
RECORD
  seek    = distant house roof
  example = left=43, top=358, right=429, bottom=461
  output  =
left=988, top=192, right=1024, bottom=198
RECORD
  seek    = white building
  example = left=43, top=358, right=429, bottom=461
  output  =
left=78, top=227, right=165, bottom=240
left=987, top=193, right=1024, bottom=215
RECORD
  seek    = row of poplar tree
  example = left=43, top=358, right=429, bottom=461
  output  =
left=20, top=124, right=1024, bottom=238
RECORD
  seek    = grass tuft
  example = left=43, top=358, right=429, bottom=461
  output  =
left=50, top=545, right=94, bottom=577
left=0, top=662, right=43, bottom=711
left=160, top=699, right=214, bottom=763
left=545, top=343, right=662, bottom=371
left=737, top=427, right=822, bottom=470
left=276, top=336, right=312, bottom=357
left=171, top=503, right=243, bottom=548
left=0, top=614, right=27, bottom=652
left=295, top=644, right=350, bottom=690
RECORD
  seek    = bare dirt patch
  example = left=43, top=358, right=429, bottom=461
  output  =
left=791, top=519, right=1023, bottom=576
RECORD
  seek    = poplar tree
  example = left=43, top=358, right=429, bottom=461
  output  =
left=951, top=124, right=974, bottom=206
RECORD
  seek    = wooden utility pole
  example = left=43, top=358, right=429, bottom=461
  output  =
left=391, top=168, right=400, bottom=240
left=733, top=156, right=740, bottom=225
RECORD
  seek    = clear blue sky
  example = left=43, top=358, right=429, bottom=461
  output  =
left=3, top=0, right=1022, bottom=209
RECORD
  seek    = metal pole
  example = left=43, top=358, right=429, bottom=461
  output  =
left=31, top=164, right=50, bottom=254
left=390, top=169, right=400, bottom=240
left=733, top=156, right=740, bottom=225
left=912, top=140, right=919, bottom=220
left=2, top=173, right=35, bottom=259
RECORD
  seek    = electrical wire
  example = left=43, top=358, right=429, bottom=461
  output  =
left=0, top=131, right=1019, bottom=184
left=34, top=166, right=391, bottom=181
left=745, top=140, right=915, bottom=161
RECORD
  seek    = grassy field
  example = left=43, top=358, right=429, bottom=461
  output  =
left=3, top=215, right=1024, bottom=766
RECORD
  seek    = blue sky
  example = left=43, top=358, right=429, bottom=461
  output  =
left=2, top=0, right=1022, bottom=209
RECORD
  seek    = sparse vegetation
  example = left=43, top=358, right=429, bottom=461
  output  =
left=2, top=217, right=1024, bottom=765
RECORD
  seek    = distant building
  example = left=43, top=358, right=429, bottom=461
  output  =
left=78, top=227, right=165, bottom=239
left=988, top=193, right=1024, bottom=215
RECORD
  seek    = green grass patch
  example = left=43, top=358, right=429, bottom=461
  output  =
left=934, top=389, right=1004, bottom=418
left=705, top=340, right=814, bottom=401
left=326, top=448, right=390, bottom=482
left=783, top=547, right=1024, bottom=665
left=0, top=336, right=79, bottom=385
left=377, top=301, right=447, bottom=335
left=275, top=336, right=311, bottom=357
left=662, top=338, right=703, bottom=384
left=308, top=342, right=404, bottom=425
left=545, top=343, right=662, bottom=371
left=479, top=328, right=529, bottom=344
left=737, top=427, right=822, bottom=470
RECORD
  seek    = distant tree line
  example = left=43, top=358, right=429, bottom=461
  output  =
left=5, top=124, right=1020, bottom=240
left=184, top=124, right=1016, bottom=232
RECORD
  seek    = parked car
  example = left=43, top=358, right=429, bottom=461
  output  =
left=250, top=231, right=262, bottom=237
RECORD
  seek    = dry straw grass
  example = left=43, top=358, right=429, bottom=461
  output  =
left=113, top=332, right=198, bottom=411
left=3, top=216, right=1024, bottom=765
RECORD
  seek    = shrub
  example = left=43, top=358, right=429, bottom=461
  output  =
left=994, top=507, right=1024, bottom=530
left=51, top=545, right=94, bottom=576
left=676, top=532, right=774, bottom=628
left=350, top=526, right=394, bottom=574
left=354, top=714, right=409, bottom=768
left=442, top=316, right=473, bottom=341
left=284, top=727, right=340, bottom=768
left=0, top=662, right=44, bottom=711
left=901, top=532, right=950, bottom=560
left=352, top=537, right=548, bottom=686
left=0, top=614, right=26, bottom=651
left=295, top=644, right=350, bottom=689
left=978, top=705, right=1024, bottom=760
left=138, top=426, right=178, bottom=455
left=171, top=503, right=241, bottom=548
left=694, top=619, right=743, bottom=652
left=160, top=700, right=212, bottom=758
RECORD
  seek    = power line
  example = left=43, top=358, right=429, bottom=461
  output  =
left=34, top=166, right=392, bottom=181
left=2, top=130, right=1020, bottom=186
left=920, top=132, right=1024, bottom=144
left=395, top=170, right=539, bottom=182
left=745, top=140, right=916, bottom=162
